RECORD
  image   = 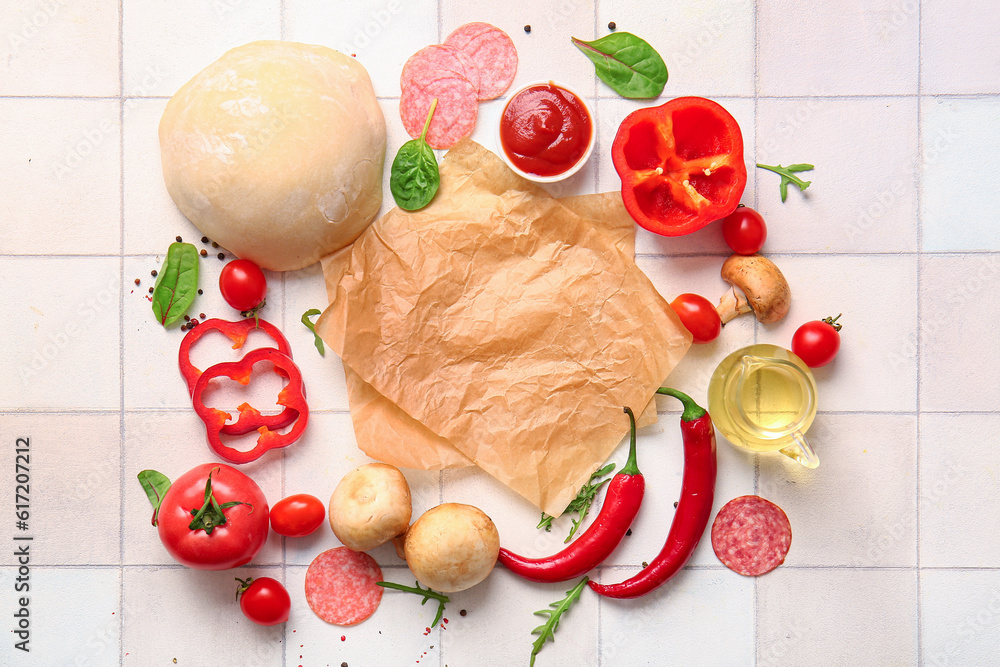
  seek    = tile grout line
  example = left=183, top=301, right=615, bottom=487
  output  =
left=5, top=92, right=1000, bottom=101
left=18, top=249, right=1000, bottom=261
left=752, top=0, right=761, bottom=663
left=914, top=1, right=924, bottom=663
left=117, top=0, right=126, bottom=664
left=593, top=4, right=603, bottom=664
left=436, top=6, right=443, bottom=667
left=277, top=4, right=287, bottom=660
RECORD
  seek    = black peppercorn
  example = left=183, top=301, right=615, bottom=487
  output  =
left=148, top=287, right=154, bottom=294
left=151, top=269, right=157, bottom=277
left=524, top=25, right=531, bottom=33
left=175, top=235, right=182, bottom=242
left=608, top=21, right=616, bottom=31
left=201, top=236, right=209, bottom=243
left=218, top=252, right=225, bottom=260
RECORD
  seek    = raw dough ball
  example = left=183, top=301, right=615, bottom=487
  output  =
left=159, top=41, right=386, bottom=271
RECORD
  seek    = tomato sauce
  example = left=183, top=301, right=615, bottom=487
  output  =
left=499, top=83, right=592, bottom=177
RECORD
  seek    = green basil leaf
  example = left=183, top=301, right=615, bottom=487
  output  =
left=137, top=469, right=171, bottom=526
left=390, top=99, right=440, bottom=211
left=151, top=242, right=200, bottom=326
left=572, top=32, right=668, bottom=99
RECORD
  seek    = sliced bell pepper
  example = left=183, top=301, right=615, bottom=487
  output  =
left=191, top=346, right=309, bottom=464
left=612, top=96, right=747, bottom=236
left=178, top=318, right=298, bottom=435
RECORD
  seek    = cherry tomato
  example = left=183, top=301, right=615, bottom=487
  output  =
left=721, top=206, right=767, bottom=255
left=156, top=463, right=269, bottom=570
left=670, top=293, right=722, bottom=344
left=269, top=493, right=325, bottom=537
left=791, top=314, right=843, bottom=368
left=236, top=577, right=290, bottom=626
left=219, top=259, right=267, bottom=312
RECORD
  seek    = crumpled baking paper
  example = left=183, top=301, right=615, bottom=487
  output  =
left=317, top=139, right=690, bottom=515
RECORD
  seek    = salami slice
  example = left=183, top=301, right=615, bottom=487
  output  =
left=399, top=76, right=478, bottom=149
left=400, top=44, right=480, bottom=98
left=305, top=547, right=383, bottom=625
left=711, top=495, right=791, bottom=577
left=444, top=22, right=518, bottom=100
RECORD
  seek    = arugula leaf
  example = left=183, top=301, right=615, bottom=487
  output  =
left=390, top=99, right=440, bottom=211
left=538, top=463, right=616, bottom=542
left=571, top=33, right=667, bottom=99
left=377, top=580, right=449, bottom=628
left=151, top=242, right=200, bottom=326
left=756, top=163, right=814, bottom=202
left=301, top=308, right=325, bottom=356
left=529, top=577, right=589, bottom=667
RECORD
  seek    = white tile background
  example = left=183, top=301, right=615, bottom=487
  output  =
left=1, top=0, right=998, bottom=665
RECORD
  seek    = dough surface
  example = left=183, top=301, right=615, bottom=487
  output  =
left=159, top=41, right=386, bottom=271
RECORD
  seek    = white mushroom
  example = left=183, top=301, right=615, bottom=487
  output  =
left=403, top=503, right=500, bottom=593
left=328, top=463, right=411, bottom=552
left=716, top=253, right=791, bottom=325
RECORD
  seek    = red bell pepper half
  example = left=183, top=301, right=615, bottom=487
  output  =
left=612, top=96, right=747, bottom=236
left=191, top=346, right=309, bottom=464
left=178, top=318, right=298, bottom=435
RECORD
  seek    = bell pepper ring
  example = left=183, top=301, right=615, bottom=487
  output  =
left=612, top=96, right=747, bottom=236
left=178, top=318, right=298, bottom=435
left=192, top=346, right=309, bottom=464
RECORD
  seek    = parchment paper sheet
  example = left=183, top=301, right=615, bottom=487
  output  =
left=317, top=140, right=690, bottom=515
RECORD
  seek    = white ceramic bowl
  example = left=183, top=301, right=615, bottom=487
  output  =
left=495, top=80, right=596, bottom=183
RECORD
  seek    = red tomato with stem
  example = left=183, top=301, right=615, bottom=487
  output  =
left=791, top=314, right=843, bottom=368
left=721, top=205, right=767, bottom=255
left=156, top=463, right=269, bottom=570
left=220, top=259, right=267, bottom=312
left=270, top=494, right=325, bottom=537
left=236, top=577, right=290, bottom=625
left=670, top=293, right=722, bottom=343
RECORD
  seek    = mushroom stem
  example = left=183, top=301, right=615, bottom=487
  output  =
left=717, top=286, right=752, bottom=324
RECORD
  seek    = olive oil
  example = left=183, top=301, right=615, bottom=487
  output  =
left=708, top=344, right=819, bottom=466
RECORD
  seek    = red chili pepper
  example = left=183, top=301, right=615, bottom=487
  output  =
left=191, top=347, right=309, bottom=464
left=498, top=406, right=645, bottom=583
left=589, top=387, right=716, bottom=599
left=612, top=97, right=747, bottom=237
left=178, top=318, right=298, bottom=435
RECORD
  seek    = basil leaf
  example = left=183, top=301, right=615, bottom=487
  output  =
left=572, top=33, right=668, bottom=99
left=137, top=469, right=172, bottom=526
left=390, top=99, right=440, bottom=211
left=151, top=242, right=200, bottom=326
